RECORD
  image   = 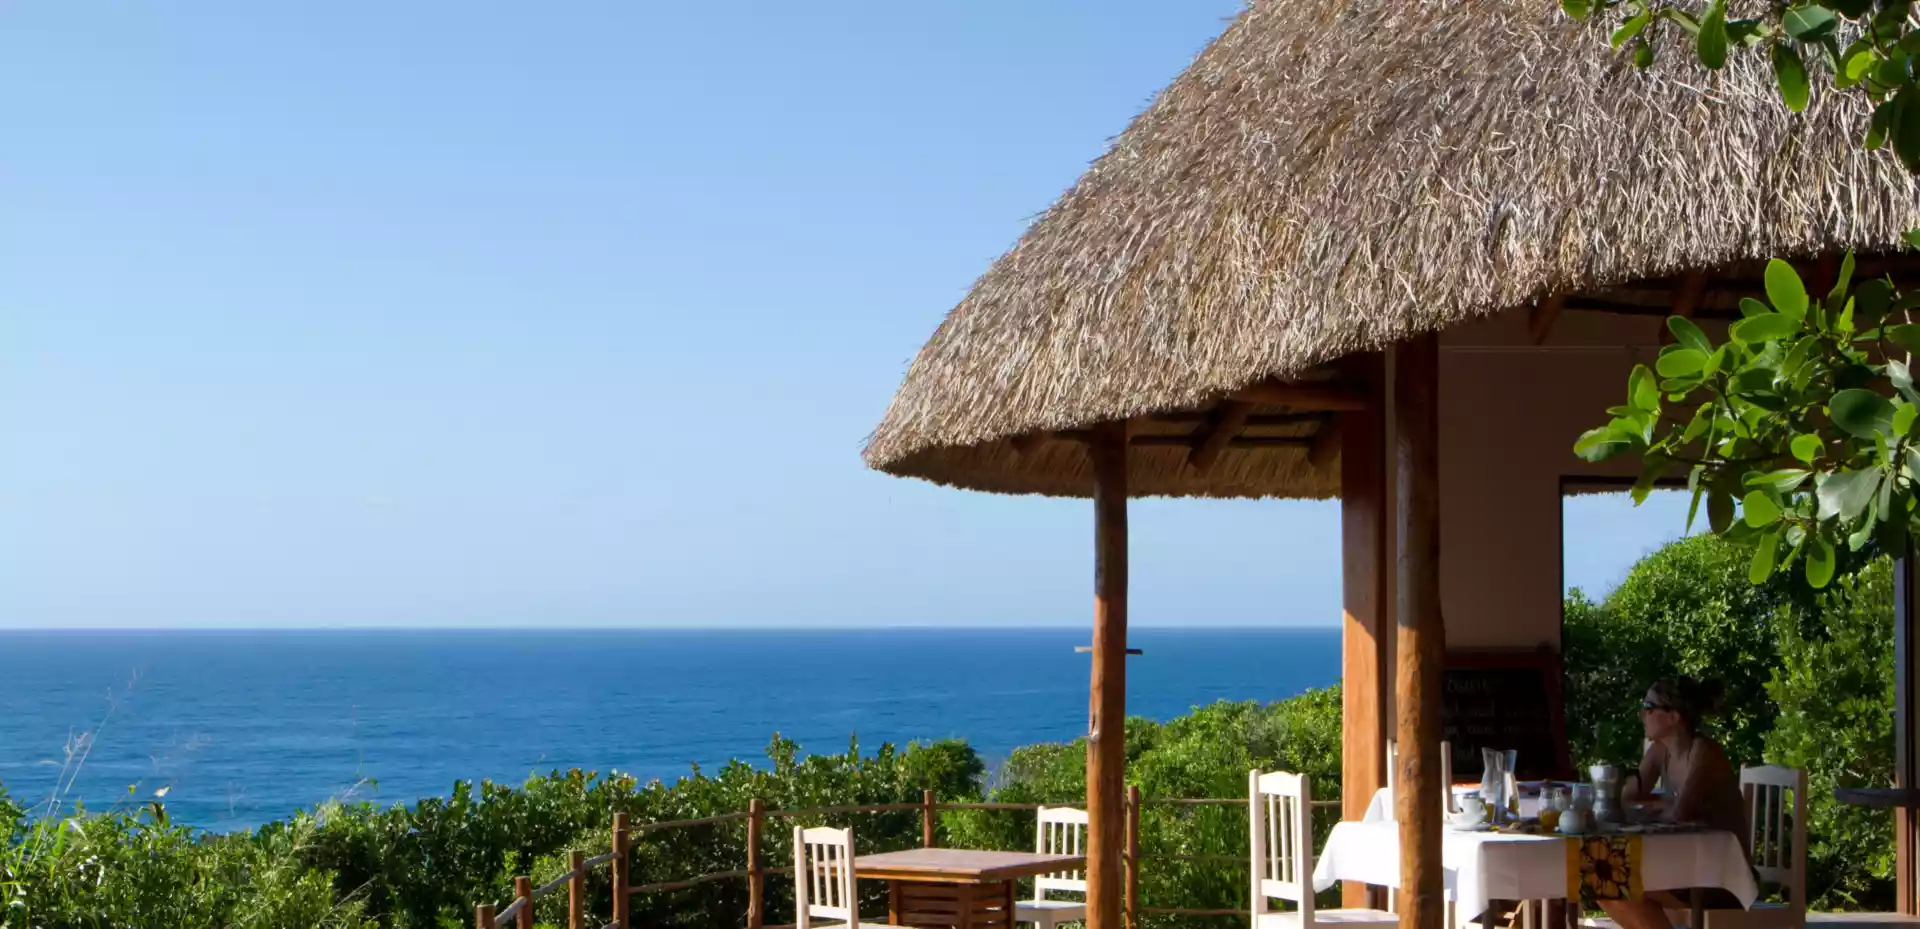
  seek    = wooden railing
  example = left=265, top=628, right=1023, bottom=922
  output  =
left=473, top=787, right=1341, bottom=929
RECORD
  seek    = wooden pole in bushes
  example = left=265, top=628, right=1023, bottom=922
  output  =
left=568, top=849, right=585, bottom=929
left=514, top=875, right=534, bottom=929
left=1393, top=334, right=1445, bottom=929
left=475, top=903, right=496, bottom=929
left=1086, top=418, right=1130, bottom=929
left=612, top=812, right=631, bottom=929
left=922, top=789, right=936, bottom=848
left=747, top=798, right=765, bottom=929
left=1125, top=784, right=1141, bottom=929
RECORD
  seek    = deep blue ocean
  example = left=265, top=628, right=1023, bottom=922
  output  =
left=0, top=627, right=1338, bottom=833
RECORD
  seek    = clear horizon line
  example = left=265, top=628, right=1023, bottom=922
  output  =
left=0, top=622, right=1343, bottom=633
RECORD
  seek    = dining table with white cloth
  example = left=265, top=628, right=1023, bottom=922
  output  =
left=1313, top=788, right=1760, bottom=929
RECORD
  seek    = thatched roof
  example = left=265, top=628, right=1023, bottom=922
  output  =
left=865, top=0, right=1920, bottom=499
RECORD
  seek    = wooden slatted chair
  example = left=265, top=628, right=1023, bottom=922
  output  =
left=1670, top=766, right=1807, bottom=929
left=792, top=826, right=909, bottom=929
left=1385, top=740, right=1457, bottom=814
left=1250, top=769, right=1398, bottom=929
left=1015, top=806, right=1088, bottom=928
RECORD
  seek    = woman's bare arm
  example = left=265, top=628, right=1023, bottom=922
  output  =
left=1624, top=740, right=1662, bottom=802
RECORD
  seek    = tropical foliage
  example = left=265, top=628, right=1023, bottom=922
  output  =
left=1564, top=533, right=1895, bottom=910
left=1576, top=257, right=1920, bottom=589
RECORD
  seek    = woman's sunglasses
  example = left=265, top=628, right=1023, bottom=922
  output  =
left=1641, top=700, right=1674, bottom=712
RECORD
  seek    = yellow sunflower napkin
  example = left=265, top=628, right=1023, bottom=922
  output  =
left=1566, top=834, right=1643, bottom=907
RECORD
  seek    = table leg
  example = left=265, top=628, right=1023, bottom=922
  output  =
left=890, top=881, right=902, bottom=926
left=1690, top=888, right=1705, bottom=929
left=1003, top=879, right=1016, bottom=928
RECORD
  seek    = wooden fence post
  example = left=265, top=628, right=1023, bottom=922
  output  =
left=612, top=812, right=631, bottom=929
left=747, top=798, right=766, bottom=929
left=475, top=903, right=496, bottom=929
left=567, top=849, right=585, bottom=929
left=514, top=875, right=534, bottom=929
left=921, top=789, right=936, bottom=848
left=1125, top=785, right=1141, bottom=929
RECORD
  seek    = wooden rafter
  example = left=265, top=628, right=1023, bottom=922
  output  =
left=1227, top=380, right=1370, bottom=410
left=1186, top=400, right=1254, bottom=475
left=1527, top=295, right=1565, bottom=346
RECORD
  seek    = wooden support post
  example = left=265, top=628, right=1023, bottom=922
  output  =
left=922, top=789, right=937, bottom=848
left=1393, top=333, right=1445, bottom=929
left=1087, top=418, right=1130, bottom=929
left=476, top=903, right=497, bottom=929
left=1340, top=352, right=1390, bottom=911
left=612, top=812, right=631, bottom=929
left=514, top=875, right=534, bottom=929
left=747, top=799, right=765, bottom=929
left=1527, top=296, right=1564, bottom=345
left=1897, top=554, right=1918, bottom=915
left=568, top=849, right=586, bottom=929
left=1125, top=784, right=1142, bottom=929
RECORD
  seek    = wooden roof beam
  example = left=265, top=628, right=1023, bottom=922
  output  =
left=1010, top=431, right=1051, bottom=457
left=1307, top=419, right=1341, bottom=469
left=1187, top=400, right=1254, bottom=475
left=1226, top=380, right=1370, bottom=411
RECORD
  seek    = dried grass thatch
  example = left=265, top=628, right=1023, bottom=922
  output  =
left=865, top=0, right=1920, bottom=498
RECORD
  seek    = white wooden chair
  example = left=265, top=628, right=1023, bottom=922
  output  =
left=1015, top=806, right=1088, bottom=928
left=1671, top=766, right=1807, bottom=929
left=792, top=826, right=909, bottom=929
left=1250, top=769, right=1398, bottom=929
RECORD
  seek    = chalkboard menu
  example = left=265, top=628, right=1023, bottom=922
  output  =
left=1441, top=650, right=1571, bottom=781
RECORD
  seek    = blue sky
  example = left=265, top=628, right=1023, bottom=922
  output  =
left=0, top=3, right=1691, bottom=629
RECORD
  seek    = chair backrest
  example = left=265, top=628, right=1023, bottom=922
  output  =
left=1033, top=806, right=1089, bottom=898
left=1385, top=739, right=1456, bottom=813
left=1740, top=765, right=1807, bottom=908
left=1249, top=769, right=1316, bottom=922
left=793, top=825, right=859, bottom=928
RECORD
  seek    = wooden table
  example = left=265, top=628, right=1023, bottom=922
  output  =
left=853, top=848, right=1084, bottom=929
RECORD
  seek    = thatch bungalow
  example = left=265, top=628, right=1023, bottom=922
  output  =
left=864, top=0, right=1920, bottom=927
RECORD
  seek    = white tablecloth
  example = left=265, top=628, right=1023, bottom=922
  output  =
left=1312, top=820, right=1759, bottom=929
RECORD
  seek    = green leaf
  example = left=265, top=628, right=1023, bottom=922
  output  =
left=1890, top=324, right=1920, bottom=353
left=1656, top=348, right=1709, bottom=377
left=1730, top=313, right=1801, bottom=343
left=1765, top=259, right=1809, bottom=320
left=1747, top=468, right=1812, bottom=492
left=1739, top=297, right=1772, bottom=318
left=1749, top=528, right=1780, bottom=583
left=1897, top=85, right=1920, bottom=172
left=1855, top=278, right=1892, bottom=319
left=1840, top=40, right=1878, bottom=87
left=1899, top=403, right=1918, bottom=436
left=1708, top=489, right=1736, bottom=533
left=1906, top=228, right=1920, bottom=249
left=1563, top=0, right=1592, bottom=18
left=1661, top=7, right=1703, bottom=33
left=1791, top=433, right=1823, bottom=462
left=1831, top=388, right=1896, bottom=437
left=1830, top=251, right=1857, bottom=303
left=1893, top=359, right=1920, bottom=404
left=1818, top=468, right=1882, bottom=520
left=1573, top=425, right=1631, bottom=461
left=1667, top=316, right=1712, bottom=353
left=1784, top=4, right=1840, bottom=40
left=1806, top=536, right=1836, bottom=588
left=1870, top=96, right=1899, bottom=151
left=1834, top=0, right=1872, bottom=17
left=1630, top=364, right=1660, bottom=413
left=1699, top=0, right=1730, bottom=67
left=1634, top=41, right=1655, bottom=67
left=1613, top=10, right=1653, bottom=46
left=1728, top=18, right=1769, bottom=45
left=1742, top=490, right=1783, bottom=527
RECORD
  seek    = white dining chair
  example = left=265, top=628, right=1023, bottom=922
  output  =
left=1015, top=806, right=1088, bottom=928
left=1670, top=766, right=1807, bottom=929
left=792, top=826, right=909, bottom=929
left=1249, top=769, right=1398, bottom=929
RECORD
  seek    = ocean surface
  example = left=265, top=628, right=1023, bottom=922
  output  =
left=0, top=627, right=1339, bottom=833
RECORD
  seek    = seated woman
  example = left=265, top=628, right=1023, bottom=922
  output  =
left=1598, top=677, right=1748, bottom=929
